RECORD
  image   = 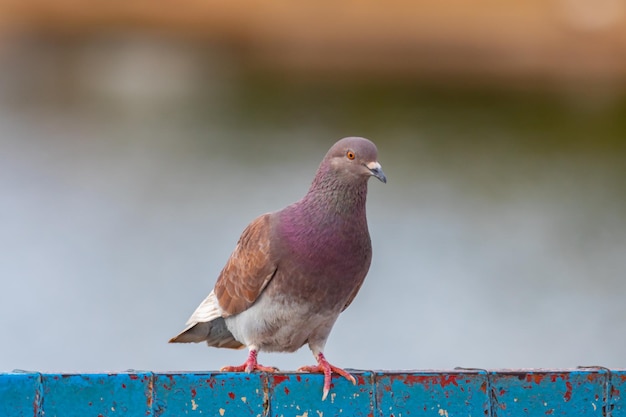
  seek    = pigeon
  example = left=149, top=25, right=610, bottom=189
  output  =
left=170, top=136, right=386, bottom=400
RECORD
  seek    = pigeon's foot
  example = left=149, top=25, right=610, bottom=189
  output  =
left=220, top=349, right=278, bottom=373
left=297, top=352, right=356, bottom=400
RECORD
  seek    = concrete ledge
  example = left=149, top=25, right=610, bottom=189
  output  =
left=1, top=369, right=624, bottom=416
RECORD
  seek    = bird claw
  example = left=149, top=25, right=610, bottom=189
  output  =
left=220, top=363, right=279, bottom=373
left=221, top=349, right=278, bottom=373
left=297, top=353, right=356, bottom=400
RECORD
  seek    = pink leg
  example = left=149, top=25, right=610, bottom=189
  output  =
left=297, top=352, right=356, bottom=400
left=220, top=348, right=278, bottom=373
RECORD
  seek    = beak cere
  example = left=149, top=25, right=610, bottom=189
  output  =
left=366, top=161, right=387, bottom=184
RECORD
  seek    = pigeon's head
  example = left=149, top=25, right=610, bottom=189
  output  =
left=325, top=137, right=387, bottom=184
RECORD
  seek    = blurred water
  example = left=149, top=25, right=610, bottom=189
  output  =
left=1, top=35, right=625, bottom=373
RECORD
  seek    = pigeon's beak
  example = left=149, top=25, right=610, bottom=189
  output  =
left=366, top=161, right=387, bottom=183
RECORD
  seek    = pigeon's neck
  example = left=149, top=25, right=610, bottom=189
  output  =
left=301, top=167, right=369, bottom=220
left=278, top=166, right=371, bottom=276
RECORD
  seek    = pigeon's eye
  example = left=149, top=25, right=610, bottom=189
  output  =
left=346, top=151, right=355, bottom=160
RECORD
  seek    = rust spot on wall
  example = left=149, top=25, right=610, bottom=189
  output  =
left=440, top=375, right=459, bottom=388
left=32, top=389, right=41, bottom=416
left=146, top=375, right=153, bottom=411
left=526, top=374, right=544, bottom=384
left=390, top=374, right=429, bottom=387
left=271, top=375, right=290, bottom=386
left=563, top=381, right=573, bottom=402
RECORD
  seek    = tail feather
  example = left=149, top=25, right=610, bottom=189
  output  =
left=169, top=317, right=244, bottom=349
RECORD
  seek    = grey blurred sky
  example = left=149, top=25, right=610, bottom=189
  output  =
left=1, top=23, right=625, bottom=373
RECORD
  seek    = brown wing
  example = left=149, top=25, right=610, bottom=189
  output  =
left=214, top=214, right=278, bottom=317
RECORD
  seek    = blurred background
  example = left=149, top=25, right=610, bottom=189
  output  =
left=1, top=1, right=625, bottom=373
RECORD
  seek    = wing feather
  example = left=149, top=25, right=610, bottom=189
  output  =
left=214, top=214, right=277, bottom=316
left=184, top=290, right=222, bottom=325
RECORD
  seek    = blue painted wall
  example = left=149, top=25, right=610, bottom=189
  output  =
left=1, top=369, right=624, bottom=416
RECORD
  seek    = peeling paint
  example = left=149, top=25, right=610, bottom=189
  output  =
left=527, top=374, right=545, bottom=385
left=563, top=381, right=573, bottom=402
left=271, top=375, right=290, bottom=386
left=1, top=370, right=623, bottom=416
